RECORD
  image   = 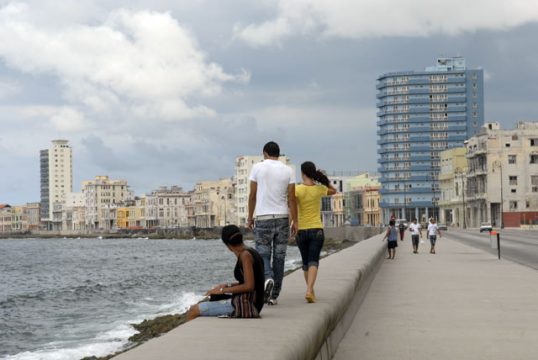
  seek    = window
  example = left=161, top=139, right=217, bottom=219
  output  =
left=505, top=143, right=511, bottom=147
left=531, top=139, right=538, bottom=146
left=508, top=155, right=516, bottom=164
left=509, top=201, right=518, bottom=210
left=509, top=176, right=517, bottom=186
left=531, top=155, right=538, bottom=164
left=511, top=189, right=516, bottom=193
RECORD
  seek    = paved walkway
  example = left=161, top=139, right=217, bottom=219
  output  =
left=333, top=232, right=538, bottom=360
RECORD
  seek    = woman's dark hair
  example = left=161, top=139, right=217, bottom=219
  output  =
left=263, top=141, right=280, bottom=157
left=301, top=161, right=330, bottom=187
left=389, top=219, right=395, bottom=226
left=221, top=225, right=243, bottom=246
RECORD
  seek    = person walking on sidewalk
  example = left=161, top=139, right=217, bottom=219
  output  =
left=295, top=161, right=337, bottom=303
left=247, top=141, right=298, bottom=305
left=408, top=218, right=422, bottom=253
left=383, top=219, right=398, bottom=259
left=427, top=218, right=442, bottom=254
left=398, top=221, right=406, bottom=241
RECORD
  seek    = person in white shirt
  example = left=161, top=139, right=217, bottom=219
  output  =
left=427, top=218, right=442, bottom=254
left=408, top=218, right=422, bottom=254
left=247, top=141, right=298, bottom=305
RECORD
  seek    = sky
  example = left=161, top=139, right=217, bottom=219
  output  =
left=1, top=0, right=538, bottom=204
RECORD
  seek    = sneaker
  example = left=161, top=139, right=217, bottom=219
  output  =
left=267, top=298, right=278, bottom=305
left=264, top=278, right=274, bottom=303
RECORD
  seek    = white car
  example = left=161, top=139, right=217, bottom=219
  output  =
left=479, top=223, right=493, bottom=233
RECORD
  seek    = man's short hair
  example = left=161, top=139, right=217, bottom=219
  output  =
left=263, top=141, right=280, bottom=157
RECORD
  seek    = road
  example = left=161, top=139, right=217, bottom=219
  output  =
left=441, top=228, right=538, bottom=270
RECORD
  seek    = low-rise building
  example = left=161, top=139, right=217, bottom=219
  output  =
left=0, top=204, right=12, bottom=233
left=188, top=178, right=233, bottom=228
left=466, top=122, right=538, bottom=228
left=439, top=147, right=468, bottom=227
left=82, top=176, right=132, bottom=230
left=25, top=202, right=41, bottom=231
left=150, top=186, right=190, bottom=228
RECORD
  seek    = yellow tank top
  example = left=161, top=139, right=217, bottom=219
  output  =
left=295, top=184, right=328, bottom=230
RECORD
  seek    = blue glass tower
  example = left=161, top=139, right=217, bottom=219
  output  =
left=377, top=57, right=484, bottom=223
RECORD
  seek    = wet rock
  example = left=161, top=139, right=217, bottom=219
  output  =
left=129, top=313, right=188, bottom=343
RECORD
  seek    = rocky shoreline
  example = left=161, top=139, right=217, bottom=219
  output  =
left=79, top=237, right=357, bottom=360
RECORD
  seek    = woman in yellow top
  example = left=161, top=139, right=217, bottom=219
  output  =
left=295, top=161, right=337, bottom=303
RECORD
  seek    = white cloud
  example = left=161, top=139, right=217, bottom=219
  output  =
left=0, top=78, right=21, bottom=98
left=0, top=2, right=244, bottom=122
left=49, top=107, right=88, bottom=132
left=235, top=0, right=538, bottom=46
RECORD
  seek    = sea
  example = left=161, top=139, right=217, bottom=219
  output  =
left=0, top=238, right=302, bottom=360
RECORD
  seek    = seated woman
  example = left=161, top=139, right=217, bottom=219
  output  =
left=187, top=225, right=265, bottom=320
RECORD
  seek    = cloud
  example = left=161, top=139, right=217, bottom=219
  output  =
left=0, top=2, right=245, bottom=122
left=0, top=78, right=21, bottom=98
left=235, top=0, right=538, bottom=46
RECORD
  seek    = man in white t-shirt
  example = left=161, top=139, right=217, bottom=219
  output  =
left=427, top=218, right=442, bottom=254
left=247, top=141, right=298, bottom=305
left=408, top=218, right=422, bottom=254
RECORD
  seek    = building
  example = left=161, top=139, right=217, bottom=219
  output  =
left=63, top=192, right=86, bottom=231
left=344, top=173, right=381, bottom=226
left=150, top=186, right=191, bottom=228
left=25, top=202, right=41, bottom=231
left=11, top=205, right=28, bottom=233
left=40, top=140, right=73, bottom=229
left=377, top=57, right=484, bottom=224
left=187, top=178, right=233, bottom=228
left=438, top=147, right=468, bottom=227
left=82, top=176, right=132, bottom=230
left=0, top=204, right=12, bottom=233
left=234, top=155, right=293, bottom=226
left=466, top=122, right=538, bottom=228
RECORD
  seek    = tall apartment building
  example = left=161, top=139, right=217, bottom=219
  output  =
left=234, top=155, right=293, bottom=226
left=40, top=140, right=73, bottom=229
left=377, top=57, right=484, bottom=223
left=466, top=122, right=538, bottom=228
left=82, top=175, right=132, bottom=230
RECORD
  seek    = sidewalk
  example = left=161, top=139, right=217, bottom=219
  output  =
left=333, top=233, right=538, bottom=360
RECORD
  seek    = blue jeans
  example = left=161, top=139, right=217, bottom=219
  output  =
left=198, top=299, right=234, bottom=317
left=296, top=228, right=324, bottom=271
left=254, top=217, right=289, bottom=299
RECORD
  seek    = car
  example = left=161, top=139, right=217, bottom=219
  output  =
left=479, top=223, right=493, bottom=233
left=437, top=223, right=448, bottom=231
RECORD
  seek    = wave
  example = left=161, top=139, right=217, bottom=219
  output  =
left=1, top=291, right=203, bottom=360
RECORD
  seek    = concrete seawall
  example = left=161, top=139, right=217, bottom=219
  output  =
left=115, top=233, right=386, bottom=360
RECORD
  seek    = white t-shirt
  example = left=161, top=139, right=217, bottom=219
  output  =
left=249, top=159, right=296, bottom=216
left=409, top=223, right=421, bottom=236
left=427, top=223, right=439, bottom=236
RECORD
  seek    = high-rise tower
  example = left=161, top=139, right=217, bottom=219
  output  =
left=40, top=140, right=73, bottom=229
left=376, top=57, right=484, bottom=223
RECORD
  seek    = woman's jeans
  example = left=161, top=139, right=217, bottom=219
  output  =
left=295, top=228, right=324, bottom=271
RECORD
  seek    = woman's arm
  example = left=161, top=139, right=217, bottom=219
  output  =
left=206, top=251, right=256, bottom=296
left=327, top=183, right=337, bottom=196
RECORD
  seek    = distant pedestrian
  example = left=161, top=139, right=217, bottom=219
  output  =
left=295, top=161, right=337, bottom=303
left=382, top=219, right=398, bottom=259
left=247, top=141, right=298, bottom=305
left=427, top=218, right=442, bottom=254
left=408, top=218, right=422, bottom=253
left=398, top=221, right=406, bottom=241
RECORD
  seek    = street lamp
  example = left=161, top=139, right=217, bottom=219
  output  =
left=454, top=167, right=467, bottom=229
left=492, top=160, right=504, bottom=229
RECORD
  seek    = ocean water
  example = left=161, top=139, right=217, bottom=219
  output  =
left=0, top=238, right=302, bottom=360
